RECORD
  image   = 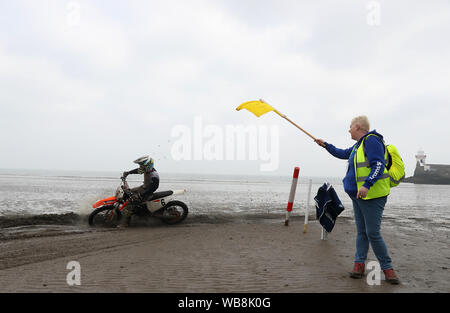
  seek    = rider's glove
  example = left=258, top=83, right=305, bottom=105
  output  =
left=129, top=193, right=142, bottom=203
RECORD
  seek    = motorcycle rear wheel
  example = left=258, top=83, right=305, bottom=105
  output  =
left=88, top=205, right=122, bottom=227
left=161, top=201, right=189, bottom=225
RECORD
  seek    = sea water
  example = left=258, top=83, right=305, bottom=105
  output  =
left=0, top=169, right=449, bottom=232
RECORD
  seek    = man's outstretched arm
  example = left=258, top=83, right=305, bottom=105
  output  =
left=315, top=139, right=354, bottom=160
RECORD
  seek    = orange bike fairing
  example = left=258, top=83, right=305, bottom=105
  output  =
left=92, top=196, right=117, bottom=208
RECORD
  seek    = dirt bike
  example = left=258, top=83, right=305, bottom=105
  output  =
left=89, top=176, right=188, bottom=227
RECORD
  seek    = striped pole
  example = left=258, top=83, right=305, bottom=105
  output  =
left=284, top=167, right=300, bottom=226
left=303, top=178, right=312, bottom=233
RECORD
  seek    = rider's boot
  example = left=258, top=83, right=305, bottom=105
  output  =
left=118, top=209, right=132, bottom=228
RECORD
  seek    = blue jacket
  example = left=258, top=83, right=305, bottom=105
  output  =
left=324, top=130, right=386, bottom=198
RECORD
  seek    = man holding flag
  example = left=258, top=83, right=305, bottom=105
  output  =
left=236, top=100, right=400, bottom=285
left=314, top=116, right=400, bottom=284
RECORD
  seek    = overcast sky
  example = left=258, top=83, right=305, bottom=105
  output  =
left=1, top=0, right=449, bottom=178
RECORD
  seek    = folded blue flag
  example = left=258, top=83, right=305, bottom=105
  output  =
left=314, top=182, right=345, bottom=233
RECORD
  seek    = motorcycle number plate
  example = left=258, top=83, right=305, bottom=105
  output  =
left=146, top=198, right=166, bottom=213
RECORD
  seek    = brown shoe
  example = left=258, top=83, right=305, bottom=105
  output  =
left=349, top=262, right=365, bottom=279
left=383, top=269, right=400, bottom=285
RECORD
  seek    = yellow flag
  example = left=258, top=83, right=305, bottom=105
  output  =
left=236, top=100, right=275, bottom=117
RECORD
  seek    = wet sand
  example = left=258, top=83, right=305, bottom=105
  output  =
left=0, top=215, right=449, bottom=293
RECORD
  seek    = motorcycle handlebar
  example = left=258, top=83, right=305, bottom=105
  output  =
left=120, top=176, right=132, bottom=196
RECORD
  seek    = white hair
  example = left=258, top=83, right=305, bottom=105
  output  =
left=351, top=116, right=370, bottom=132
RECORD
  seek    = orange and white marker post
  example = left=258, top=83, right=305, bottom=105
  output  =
left=285, top=167, right=300, bottom=226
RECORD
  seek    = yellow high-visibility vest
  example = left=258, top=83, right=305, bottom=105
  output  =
left=352, top=134, right=391, bottom=200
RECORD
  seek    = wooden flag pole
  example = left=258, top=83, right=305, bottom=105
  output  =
left=273, top=109, right=317, bottom=141
left=259, top=99, right=325, bottom=147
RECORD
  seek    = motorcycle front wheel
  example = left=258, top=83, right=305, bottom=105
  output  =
left=161, top=201, right=189, bottom=225
left=88, top=205, right=122, bottom=227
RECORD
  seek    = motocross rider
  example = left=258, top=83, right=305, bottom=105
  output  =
left=119, top=155, right=160, bottom=227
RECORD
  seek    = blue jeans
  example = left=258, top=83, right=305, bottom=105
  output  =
left=351, top=196, right=393, bottom=270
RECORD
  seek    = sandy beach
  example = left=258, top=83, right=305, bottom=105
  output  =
left=0, top=215, right=449, bottom=293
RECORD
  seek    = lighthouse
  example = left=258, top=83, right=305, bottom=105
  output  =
left=415, top=149, right=431, bottom=171
left=405, top=150, right=450, bottom=184
left=415, top=149, right=426, bottom=166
